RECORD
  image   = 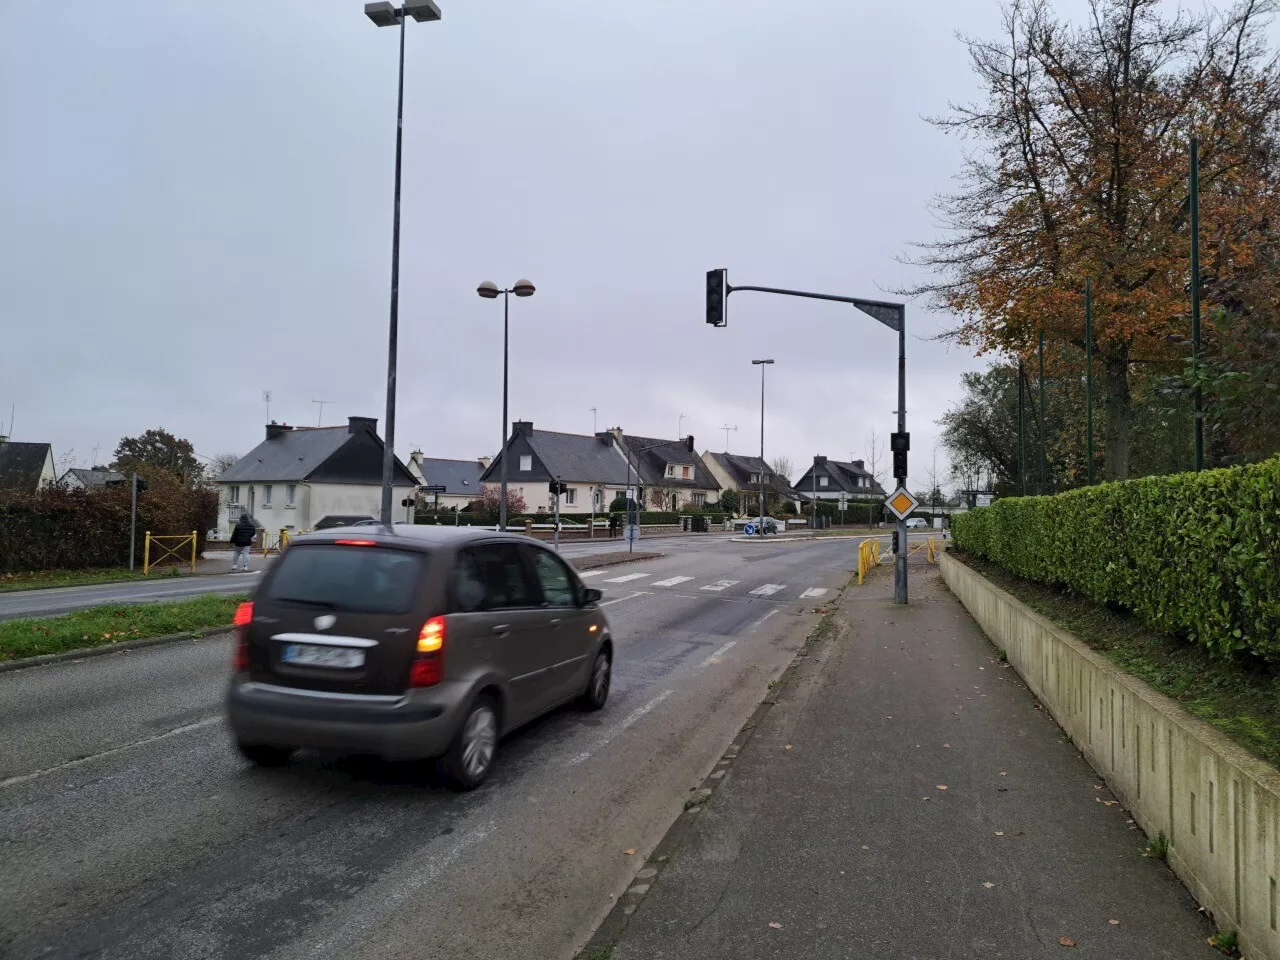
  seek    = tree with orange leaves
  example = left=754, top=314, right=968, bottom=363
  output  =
left=909, top=0, right=1280, bottom=479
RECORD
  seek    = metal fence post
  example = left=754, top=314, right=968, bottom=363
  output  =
left=190, top=531, right=196, bottom=573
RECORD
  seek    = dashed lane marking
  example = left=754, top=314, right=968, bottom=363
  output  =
left=749, top=583, right=787, bottom=596
left=603, top=572, right=651, bottom=583
left=799, top=587, right=829, bottom=599
left=698, top=640, right=738, bottom=668
left=599, top=591, right=650, bottom=607
left=578, top=570, right=606, bottom=578
left=565, top=690, right=674, bottom=765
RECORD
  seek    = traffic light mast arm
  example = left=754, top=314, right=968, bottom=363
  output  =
left=726, top=284, right=904, bottom=332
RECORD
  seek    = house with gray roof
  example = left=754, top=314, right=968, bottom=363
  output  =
left=610, top=430, right=721, bottom=511
left=61, top=466, right=125, bottom=491
left=701, top=452, right=806, bottom=512
left=213, top=417, right=417, bottom=539
left=0, top=439, right=56, bottom=494
left=406, top=452, right=489, bottom=510
left=479, top=421, right=635, bottom=514
left=793, top=456, right=886, bottom=502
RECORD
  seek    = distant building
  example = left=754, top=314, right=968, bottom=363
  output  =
left=61, top=466, right=125, bottom=491
left=701, top=452, right=805, bottom=510
left=214, top=417, right=417, bottom=539
left=0, top=439, right=56, bottom=494
left=793, top=456, right=886, bottom=501
left=407, top=452, right=489, bottom=511
left=480, top=422, right=632, bottom=514
left=611, top=430, right=721, bottom=511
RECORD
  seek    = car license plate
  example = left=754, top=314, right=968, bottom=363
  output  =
left=281, top=643, right=364, bottom=669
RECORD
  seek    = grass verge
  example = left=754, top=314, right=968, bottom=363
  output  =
left=0, top=566, right=183, bottom=592
left=962, top=553, right=1280, bottom=769
left=0, top=593, right=245, bottom=662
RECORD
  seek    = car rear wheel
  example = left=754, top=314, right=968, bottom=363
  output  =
left=236, top=741, right=296, bottom=767
left=578, top=649, right=611, bottom=711
left=442, top=695, right=498, bottom=791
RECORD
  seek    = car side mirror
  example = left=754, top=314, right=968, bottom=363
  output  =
left=582, top=587, right=603, bottom=605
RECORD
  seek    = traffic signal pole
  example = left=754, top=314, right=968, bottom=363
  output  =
left=705, top=270, right=910, bottom=602
left=129, top=472, right=138, bottom=570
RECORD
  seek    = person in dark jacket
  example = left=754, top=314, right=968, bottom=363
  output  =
left=230, top=512, right=255, bottom=572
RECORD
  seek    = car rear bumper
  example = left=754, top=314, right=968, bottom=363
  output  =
left=226, top=679, right=467, bottom=760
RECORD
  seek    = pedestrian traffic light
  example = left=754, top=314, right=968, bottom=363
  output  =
left=893, top=449, right=908, bottom=480
left=706, top=268, right=727, bottom=327
left=401, top=497, right=415, bottom=507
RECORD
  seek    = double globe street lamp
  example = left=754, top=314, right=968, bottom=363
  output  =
left=477, top=279, right=536, bottom=530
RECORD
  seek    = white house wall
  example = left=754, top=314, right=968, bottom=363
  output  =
left=308, top=483, right=416, bottom=528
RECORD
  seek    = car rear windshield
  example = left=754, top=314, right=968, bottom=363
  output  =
left=264, top=544, right=427, bottom=615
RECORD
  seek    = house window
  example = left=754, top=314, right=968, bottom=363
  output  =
left=261, top=484, right=272, bottom=507
left=228, top=485, right=241, bottom=505
left=594, top=488, right=602, bottom=508
left=682, top=465, right=691, bottom=479
left=286, top=484, right=297, bottom=507
left=692, top=492, right=706, bottom=507
left=564, top=488, right=577, bottom=505
left=519, top=454, right=532, bottom=472
left=819, top=477, right=829, bottom=487
left=749, top=473, right=759, bottom=483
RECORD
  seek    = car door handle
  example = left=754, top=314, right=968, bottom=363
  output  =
left=492, top=624, right=511, bottom=635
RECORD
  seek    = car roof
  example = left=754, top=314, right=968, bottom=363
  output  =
left=289, top=523, right=537, bottom=550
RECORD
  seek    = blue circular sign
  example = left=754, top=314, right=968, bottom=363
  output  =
left=743, top=523, right=757, bottom=536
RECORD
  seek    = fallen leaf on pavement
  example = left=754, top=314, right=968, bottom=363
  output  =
left=1058, top=936, right=1076, bottom=947
left=624, top=849, right=636, bottom=856
left=944, top=743, right=952, bottom=748
left=994, top=831, right=1004, bottom=836
left=768, top=922, right=782, bottom=930
left=999, top=771, right=1008, bottom=776
left=784, top=745, right=792, bottom=750
left=1094, top=785, right=1104, bottom=791
left=922, top=797, right=931, bottom=801
left=1109, top=919, right=1120, bottom=925
left=936, top=785, right=948, bottom=791
left=861, top=845, right=869, bottom=850
left=982, top=882, right=995, bottom=889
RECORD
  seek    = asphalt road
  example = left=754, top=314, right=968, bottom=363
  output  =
left=0, top=530, right=930, bottom=622
left=0, top=536, right=860, bottom=960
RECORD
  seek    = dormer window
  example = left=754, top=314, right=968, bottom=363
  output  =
left=665, top=464, right=693, bottom=480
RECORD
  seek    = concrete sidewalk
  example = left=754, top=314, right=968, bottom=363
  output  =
left=600, top=571, right=1216, bottom=959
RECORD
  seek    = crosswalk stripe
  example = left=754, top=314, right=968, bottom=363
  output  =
left=701, top=580, right=740, bottom=592
left=603, top=572, right=651, bottom=583
left=800, top=587, right=829, bottom=599
left=578, top=570, right=606, bottom=578
left=749, top=583, right=787, bottom=596
left=652, top=576, right=693, bottom=587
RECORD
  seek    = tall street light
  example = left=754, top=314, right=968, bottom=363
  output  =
left=365, top=0, right=442, bottom=525
left=752, top=359, right=774, bottom=535
left=478, top=279, right=536, bottom=530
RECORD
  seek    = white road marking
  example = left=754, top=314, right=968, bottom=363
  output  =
left=603, top=572, right=650, bottom=583
left=599, top=591, right=650, bottom=607
left=577, top=570, right=606, bottom=578
left=566, top=690, right=674, bottom=765
left=652, top=576, right=693, bottom=587
left=0, top=715, right=222, bottom=790
left=753, top=609, right=779, bottom=627
left=698, top=640, right=737, bottom=668
left=800, top=587, right=829, bottom=599
left=749, top=583, right=786, bottom=596
left=701, top=580, right=740, bottom=592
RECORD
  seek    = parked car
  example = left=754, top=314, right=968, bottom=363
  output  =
left=226, top=525, right=613, bottom=789
left=752, top=517, right=779, bottom=534
left=905, top=517, right=928, bottom=529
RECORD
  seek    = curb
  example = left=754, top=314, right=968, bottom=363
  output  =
left=0, top=628, right=234, bottom=675
left=573, top=584, right=850, bottom=959
left=731, top=534, right=877, bottom=543
left=573, top=553, right=665, bottom=571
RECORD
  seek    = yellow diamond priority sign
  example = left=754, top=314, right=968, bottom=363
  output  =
left=886, top=487, right=918, bottom=521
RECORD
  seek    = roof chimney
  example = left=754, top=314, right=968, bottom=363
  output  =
left=512, top=420, right=533, bottom=438
left=266, top=423, right=293, bottom=440
left=348, top=416, right=378, bottom=435
left=853, top=459, right=865, bottom=470
left=478, top=455, right=493, bottom=469
left=607, top=426, right=624, bottom=444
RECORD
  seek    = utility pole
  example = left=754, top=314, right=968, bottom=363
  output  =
left=129, top=472, right=138, bottom=570
left=1190, top=136, right=1204, bottom=471
left=1085, top=278, right=1094, bottom=484
left=1038, top=331, right=1046, bottom=494
left=1017, top=360, right=1027, bottom=496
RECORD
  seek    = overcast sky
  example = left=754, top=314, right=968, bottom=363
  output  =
left=1, top=0, right=1036, bottom=491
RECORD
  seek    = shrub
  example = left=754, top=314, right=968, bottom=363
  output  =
left=609, top=511, right=680, bottom=525
left=952, top=457, right=1280, bottom=663
left=718, top=489, right=741, bottom=515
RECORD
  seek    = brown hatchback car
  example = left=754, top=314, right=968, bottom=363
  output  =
left=226, top=525, right=613, bottom=789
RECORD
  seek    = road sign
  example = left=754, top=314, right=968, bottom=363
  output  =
left=743, top=523, right=757, bottom=536
left=885, top=488, right=918, bottom=521
left=421, top=484, right=447, bottom=494
left=976, top=493, right=994, bottom=507
left=626, top=524, right=640, bottom=542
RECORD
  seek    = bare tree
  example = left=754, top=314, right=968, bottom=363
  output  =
left=208, top=452, right=240, bottom=480
left=865, top=426, right=887, bottom=490
left=766, top=455, right=794, bottom=483
left=55, top=448, right=77, bottom=475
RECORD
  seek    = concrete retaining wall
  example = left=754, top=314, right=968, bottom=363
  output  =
left=940, top=551, right=1280, bottom=959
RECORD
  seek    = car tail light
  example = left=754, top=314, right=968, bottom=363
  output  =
left=233, top=601, right=252, bottom=672
left=410, top=616, right=445, bottom=687
left=334, top=539, right=377, bottom=546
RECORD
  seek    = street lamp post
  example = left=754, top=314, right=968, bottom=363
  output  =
left=477, top=279, right=536, bottom=530
left=365, top=0, right=442, bottom=526
left=752, top=359, right=774, bottom=535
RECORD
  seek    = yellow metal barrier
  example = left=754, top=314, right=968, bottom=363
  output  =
left=857, top=537, right=882, bottom=584
left=261, top=529, right=291, bottom=557
left=143, top=531, right=197, bottom=575
left=906, top=537, right=940, bottom=563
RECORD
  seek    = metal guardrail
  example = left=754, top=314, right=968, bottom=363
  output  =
left=143, top=531, right=197, bottom=575
left=857, top=537, right=881, bottom=583
left=261, top=530, right=291, bottom=557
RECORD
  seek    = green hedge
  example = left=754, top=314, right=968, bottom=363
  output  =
left=951, top=457, right=1280, bottom=663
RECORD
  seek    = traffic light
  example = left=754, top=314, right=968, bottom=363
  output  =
left=134, top=476, right=149, bottom=493
left=706, top=268, right=727, bottom=326
left=893, top=450, right=908, bottom=480
left=401, top=497, right=415, bottom=508
left=549, top=480, right=569, bottom=497
left=892, top=529, right=900, bottom=554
